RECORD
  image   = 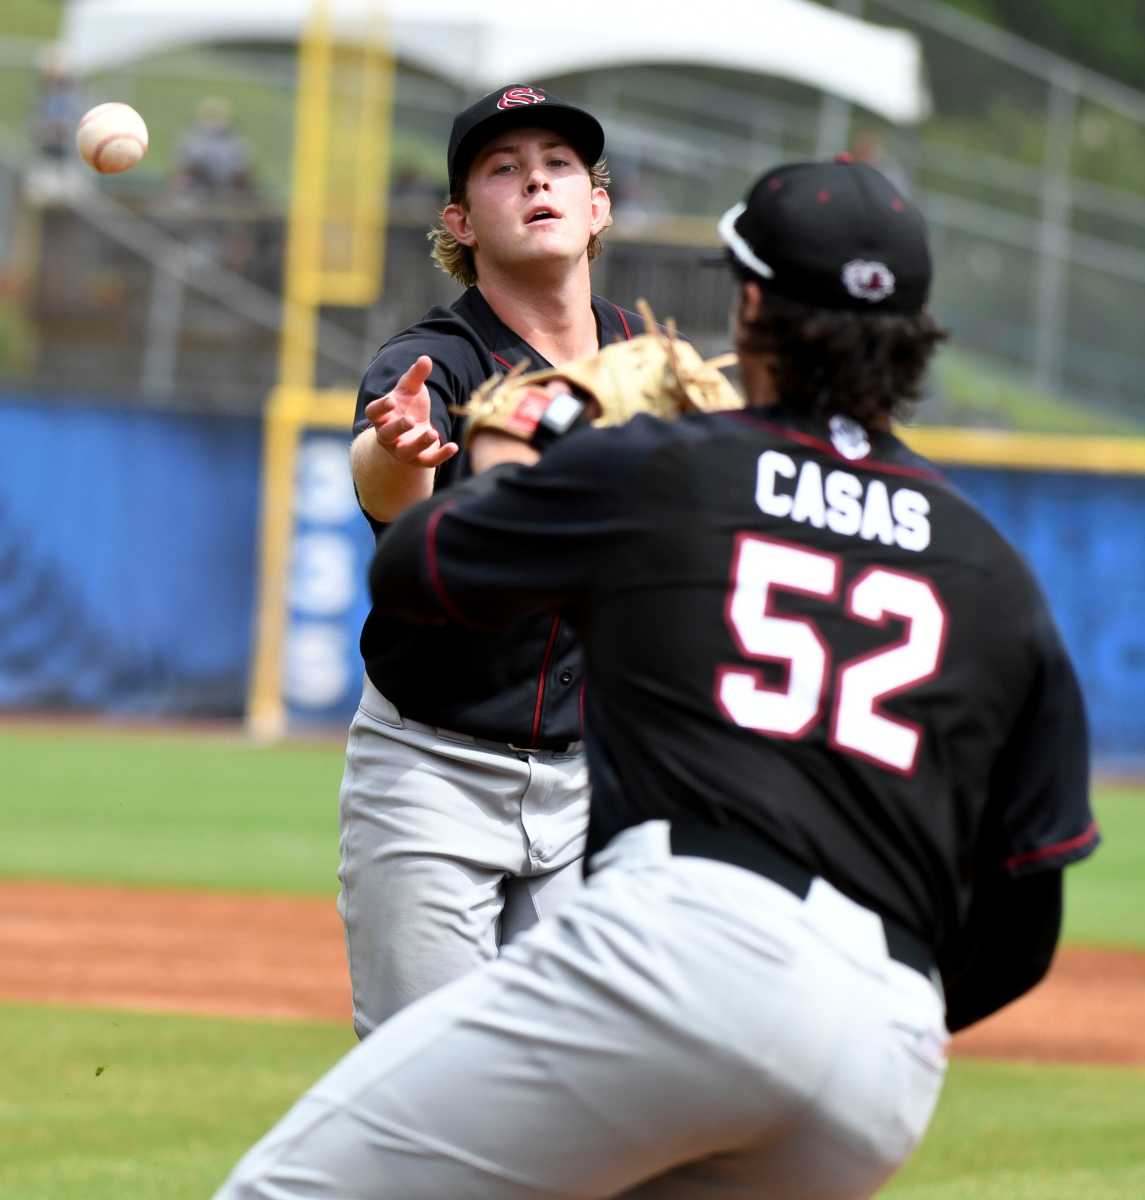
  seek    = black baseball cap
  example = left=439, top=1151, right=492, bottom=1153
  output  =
left=715, top=157, right=931, bottom=314
left=447, top=84, right=605, bottom=197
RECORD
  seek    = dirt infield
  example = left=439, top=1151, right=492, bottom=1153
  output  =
left=2, top=880, right=1144, bottom=1066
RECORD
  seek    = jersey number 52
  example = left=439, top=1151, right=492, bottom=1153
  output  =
left=715, top=534, right=949, bottom=775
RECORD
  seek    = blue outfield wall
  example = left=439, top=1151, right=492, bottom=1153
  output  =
left=0, top=396, right=1142, bottom=763
left=0, top=397, right=264, bottom=716
left=943, top=466, right=1144, bottom=768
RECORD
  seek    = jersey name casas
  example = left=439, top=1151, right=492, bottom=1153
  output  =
left=755, top=450, right=931, bottom=552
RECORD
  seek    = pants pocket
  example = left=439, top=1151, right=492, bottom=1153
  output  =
left=887, top=1023, right=948, bottom=1161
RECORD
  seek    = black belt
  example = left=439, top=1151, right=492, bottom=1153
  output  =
left=403, top=717, right=581, bottom=757
left=669, top=823, right=935, bottom=980
left=506, top=740, right=582, bottom=756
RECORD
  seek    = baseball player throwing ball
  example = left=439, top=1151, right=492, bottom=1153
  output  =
left=216, top=159, right=1099, bottom=1198
left=340, top=84, right=643, bottom=1034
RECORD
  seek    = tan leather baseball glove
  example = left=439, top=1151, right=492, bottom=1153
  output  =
left=459, top=304, right=742, bottom=450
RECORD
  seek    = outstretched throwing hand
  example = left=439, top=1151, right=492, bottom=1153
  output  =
left=364, top=355, right=460, bottom=468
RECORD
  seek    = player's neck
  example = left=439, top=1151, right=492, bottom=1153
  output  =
left=476, top=264, right=598, bottom=365
left=740, top=353, right=779, bottom=409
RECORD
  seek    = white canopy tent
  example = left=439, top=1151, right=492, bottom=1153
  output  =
left=58, top=0, right=930, bottom=124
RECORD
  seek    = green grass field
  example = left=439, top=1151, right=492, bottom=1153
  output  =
left=1, top=1005, right=1143, bottom=1200
left=887, top=1059, right=1145, bottom=1198
left=0, top=724, right=1142, bottom=1198
left=0, top=1004, right=354, bottom=1200
left=1, top=726, right=1140, bottom=944
left=0, top=727, right=345, bottom=893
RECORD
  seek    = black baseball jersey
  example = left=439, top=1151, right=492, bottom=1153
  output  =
left=371, top=403, right=1099, bottom=954
left=352, top=286, right=640, bottom=746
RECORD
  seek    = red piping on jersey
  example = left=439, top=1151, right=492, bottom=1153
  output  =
left=611, top=303, right=634, bottom=340
left=731, top=413, right=941, bottom=481
left=491, top=352, right=515, bottom=371
left=425, top=502, right=473, bottom=626
left=1002, top=820, right=1100, bottom=871
left=530, top=615, right=562, bottom=745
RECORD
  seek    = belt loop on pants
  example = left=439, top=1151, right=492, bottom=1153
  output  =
left=668, top=822, right=935, bottom=981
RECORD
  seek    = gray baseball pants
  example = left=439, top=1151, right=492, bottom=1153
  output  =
left=215, top=820, right=948, bottom=1199
left=338, top=677, right=589, bottom=1036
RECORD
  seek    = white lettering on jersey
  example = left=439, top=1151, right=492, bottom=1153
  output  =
left=859, top=479, right=896, bottom=545
left=755, top=450, right=796, bottom=518
left=824, top=469, right=863, bottom=537
left=790, top=460, right=827, bottom=528
left=753, top=453, right=932, bottom=552
left=892, top=488, right=931, bottom=552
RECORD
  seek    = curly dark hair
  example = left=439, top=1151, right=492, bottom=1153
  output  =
left=736, top=286, right=949, bottom=426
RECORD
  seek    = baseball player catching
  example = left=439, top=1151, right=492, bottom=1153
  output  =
left=218, top=159, right=1099, bottom=1198
left=339, top=84, right=643, bottom=1034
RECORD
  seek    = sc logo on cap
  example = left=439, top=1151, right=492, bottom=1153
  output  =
left=498, top=87, right=547, bottom=110
left=842, top=260, right=896, bottom=303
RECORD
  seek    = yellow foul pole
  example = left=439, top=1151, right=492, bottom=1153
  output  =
left=247, top=0, right=393, bottom=738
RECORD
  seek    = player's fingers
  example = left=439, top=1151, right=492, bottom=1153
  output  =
left=363, top=392, right=398, bottom=422
left=416, top=441, right=460, bottom=467
left=383, top=428, right=438, bottom=462
left=395, top=427, right=440, bottom=457
left=393, top=355, right=433, bottom=397
left=375, top=414, right=413, bottom=445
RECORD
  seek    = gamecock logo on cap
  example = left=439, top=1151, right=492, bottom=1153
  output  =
left=498, top=87, right=547, bottom=110
left=841, top=259, right=896, bottom=303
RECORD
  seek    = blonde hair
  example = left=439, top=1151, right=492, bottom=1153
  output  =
left=429, top=159, right=612, bottom=287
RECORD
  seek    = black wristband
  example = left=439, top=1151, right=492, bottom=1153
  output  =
left=529, top=390, right=591, bottom=451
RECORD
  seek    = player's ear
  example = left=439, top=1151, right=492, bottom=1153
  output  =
left=590, top=185, right=612, bottom=236
left=442, top=202, right=476, bottom=247
left=730, top=280, right=764, bottom=350
left=739, top=281, right=764, bottom=324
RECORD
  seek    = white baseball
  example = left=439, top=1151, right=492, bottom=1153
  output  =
left=76, top=102, right=149, bottom=174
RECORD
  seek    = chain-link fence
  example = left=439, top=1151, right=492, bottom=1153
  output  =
left=868, top=0, right=1145, bottom=424
left=2, top=5, right=1145, bottom=428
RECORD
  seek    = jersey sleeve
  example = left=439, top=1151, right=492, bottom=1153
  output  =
left=989, top=592, right=1100, bottom=878
left=370, top=426, right=647, bottom=628
left=352, top=332, right=468, bottom=444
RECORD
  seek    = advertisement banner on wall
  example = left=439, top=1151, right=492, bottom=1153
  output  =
left=283, top=432, right=374, bottom=726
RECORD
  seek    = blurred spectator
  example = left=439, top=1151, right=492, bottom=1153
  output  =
left=24, top=48, right=90, bottom=205
left=171, top=97, right=259, bottom=273
left=30, top=49, right=88, bottom=161
left=172, top=97, right=256, bottom=200
left=850, top=128, right=912, bottom=197
left=610, top=163, right=666, bottom=229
